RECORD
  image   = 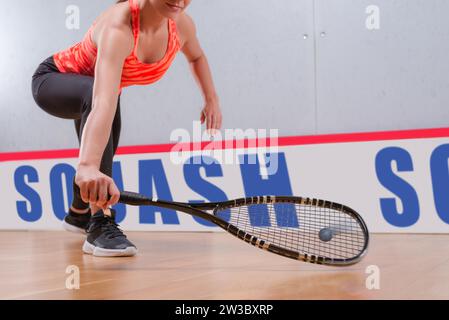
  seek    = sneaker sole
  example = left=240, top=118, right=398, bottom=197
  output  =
left=82, top=240, right=138, bottom=257
left=62, top=220, right=87, bottom=234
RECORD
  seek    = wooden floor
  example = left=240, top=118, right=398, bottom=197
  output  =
left=1, top=231, right=448, bottom=299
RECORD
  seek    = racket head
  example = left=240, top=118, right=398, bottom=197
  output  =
left=211, top=196, right=369, bottom=266
left=118, top=191, right=369, bottom=266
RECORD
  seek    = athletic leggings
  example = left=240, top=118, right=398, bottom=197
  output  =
left=31, top=55, right=122, bottom=210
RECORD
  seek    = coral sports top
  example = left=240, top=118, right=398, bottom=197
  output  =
left=53, top=0, right=181, bottom=92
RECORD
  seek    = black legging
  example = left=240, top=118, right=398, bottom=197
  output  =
left=31, top=55, right=122, bottom=210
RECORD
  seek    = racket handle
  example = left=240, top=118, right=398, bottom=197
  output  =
left=105, top=191, right=151, bottom=205
left=118, top=191, right=153, bottom=205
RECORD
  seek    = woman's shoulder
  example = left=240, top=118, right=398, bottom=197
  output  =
left=91, top=2, right=134, bottom=46
left=95, top=2, right=132, bottom=29
left=174, top=12, right=197, bottom=48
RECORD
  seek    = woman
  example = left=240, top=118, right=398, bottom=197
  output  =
left=31, top=0, right=222, bottom=257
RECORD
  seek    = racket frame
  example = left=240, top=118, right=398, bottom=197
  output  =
left=119, top=192, right=369, bottom=266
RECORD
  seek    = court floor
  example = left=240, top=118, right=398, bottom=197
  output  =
left=1, top=231, right=448, bottom=299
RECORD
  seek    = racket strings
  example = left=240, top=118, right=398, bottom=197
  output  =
left=216, top=202, right=366, bottom=260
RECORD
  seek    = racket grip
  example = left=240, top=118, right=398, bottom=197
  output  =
left=106, top=192, right=133, bottom=204
left=117, top=191, right=153, bottom=205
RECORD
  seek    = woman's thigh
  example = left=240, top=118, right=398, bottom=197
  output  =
left=32, top=70, right=94, bottom=120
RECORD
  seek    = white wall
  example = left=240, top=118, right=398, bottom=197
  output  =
left=315, top=0, right=449, bottom=133
left=1, top=0, right=448, bottom=152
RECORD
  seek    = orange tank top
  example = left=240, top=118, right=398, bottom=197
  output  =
left=53, top=0, right=181, bottom=92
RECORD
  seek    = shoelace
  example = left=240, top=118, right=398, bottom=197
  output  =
left=91, top=216, right=126, bottom=239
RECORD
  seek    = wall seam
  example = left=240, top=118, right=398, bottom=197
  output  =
left=312, top=0, right=319, bottom=134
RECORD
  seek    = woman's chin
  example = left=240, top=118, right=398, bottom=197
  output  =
left=162, top=3, right=183, bottom=18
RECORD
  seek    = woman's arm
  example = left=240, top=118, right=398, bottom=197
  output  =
left=76, top=20, right=133, bottom=208
left=179, top=14, right=222, bottom=133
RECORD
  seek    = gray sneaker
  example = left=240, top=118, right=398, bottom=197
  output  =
left=82, top=209, right=137, bottom=257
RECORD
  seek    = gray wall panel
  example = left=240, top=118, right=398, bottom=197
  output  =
left=1, top=1, right=448, bottom=152
left=0, top=0, right=315, bottom=152
left=314, top=0, right=449, bottom=133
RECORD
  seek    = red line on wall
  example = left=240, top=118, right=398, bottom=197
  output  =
left=1, top=127, right=448, bottom=162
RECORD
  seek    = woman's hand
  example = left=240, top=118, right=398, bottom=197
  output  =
left=75, top=164, right=120, bottom=210
left=200, top=96, right=222, bottom=135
